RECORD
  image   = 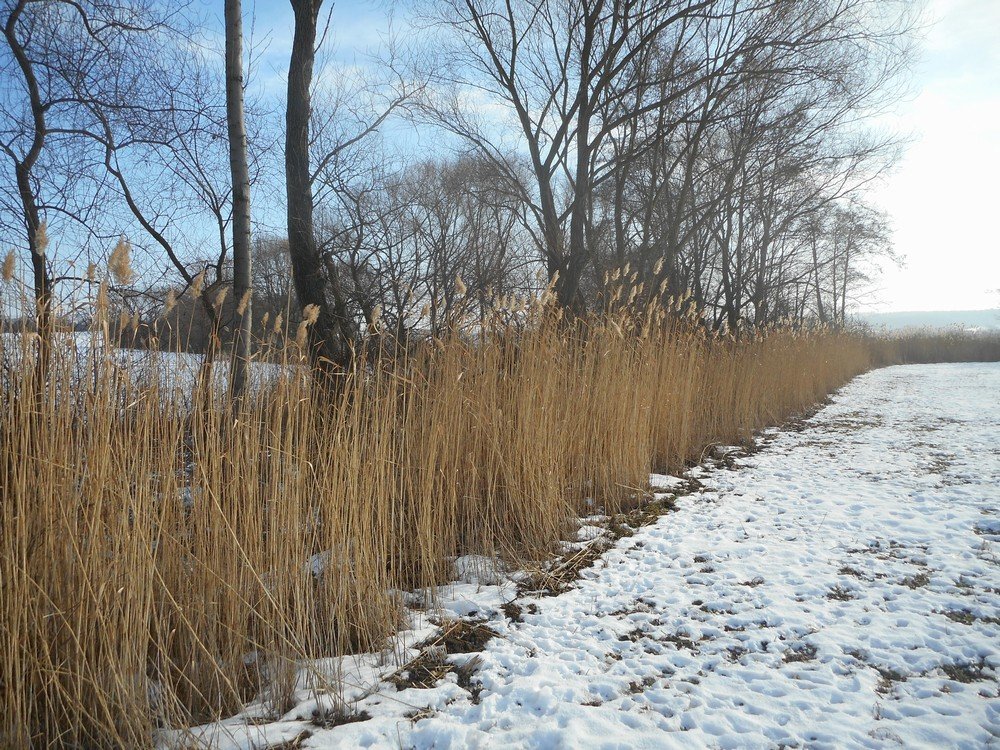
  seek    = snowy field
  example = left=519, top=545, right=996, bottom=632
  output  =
left=170, top=362, right=1000, bottom=749
left=1, top=332, right=289, bottom=400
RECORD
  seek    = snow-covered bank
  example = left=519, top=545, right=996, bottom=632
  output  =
left=1, top=331, right=290, bottom=399
left=171, top=363, right=1000, bottom=749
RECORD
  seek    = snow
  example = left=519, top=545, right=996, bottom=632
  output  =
left=164, top=362, right=1000, bottom=749
left=1, top=332, right=290, bottom=402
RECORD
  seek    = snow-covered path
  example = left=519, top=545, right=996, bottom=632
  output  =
left=175, top=363, right=1000, bottom=749
left=401, top=363, right=1000, bottom=749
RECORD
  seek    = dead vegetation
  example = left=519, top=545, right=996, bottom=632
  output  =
left=421, top=620, right=499, bottom=655
left=939, top=609, right=1000, bottom=626
left=0, top=310, right=875, bottom=747
left=783, top=644, right=819, bottom=664
left=387, top=621, right=494, bottom=701
left=900, top=572, right=931, bottom=589
left=388, top=649, right=453, bottom=691
left=940, top=660, right=992, bottom=684
left=309, top=705, right=372, bottom=729
left=827, top=584, right=857, bottom=601
left=875, top=666, right=909, bottom=695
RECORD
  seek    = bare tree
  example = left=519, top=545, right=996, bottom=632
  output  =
left=225, top=0, right=252, bottom=397
left=411, top=0, right=915, bottom=322
left=2, top=0, right=70, bottom=376
left=0, top=0, right=236, bottom=361
left=0, top=0, right=919, bottom=358
left=286, top=0, right=356, bottom=371
left=64, top=3, right=275, bottom=354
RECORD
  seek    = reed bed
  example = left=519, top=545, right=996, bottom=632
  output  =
left=1, top=304, right=874, bottom=748
left=872, top=329, right=1000, bottom=364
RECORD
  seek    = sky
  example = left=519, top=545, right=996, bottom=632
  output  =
left=241, top=0, right=999, bottom=315
left=865, top=0, right=1000, bottom=313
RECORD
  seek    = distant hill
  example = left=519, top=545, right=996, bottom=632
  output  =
left=857, top=309, right=1000, bottom=332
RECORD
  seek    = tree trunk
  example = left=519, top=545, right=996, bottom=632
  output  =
left=4, top=1, right=52, bottom=382
left=17, top=172, right=51, bottom=382
left=286, top=0, right=354, bottom=373
left=560, top=6, right=597, bottom=314
left=562, top=125, right=590, bottom=313
left=225, top=0, right=253, bottom=399
left=810, top=233, right=827, bottom=325
left=838, top=238, right=852, bottom=328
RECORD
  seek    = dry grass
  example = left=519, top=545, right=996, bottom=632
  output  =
left=0, top=298, right=878, bottom=747
left=871, top=330, right=1000, bottom=365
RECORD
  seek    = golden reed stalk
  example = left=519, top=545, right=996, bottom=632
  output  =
left=0, top=294, right=876, bottom=747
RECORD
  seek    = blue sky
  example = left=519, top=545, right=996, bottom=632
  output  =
left=244, top=0, right=390, bottom=85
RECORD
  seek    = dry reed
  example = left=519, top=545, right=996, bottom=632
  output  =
left=871, top=329, right=1000, bottom=364
left=1, top=295, right=877, bottom=747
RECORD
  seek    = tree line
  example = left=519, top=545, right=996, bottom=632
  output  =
left=1, top=0, right=916, bottom=389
